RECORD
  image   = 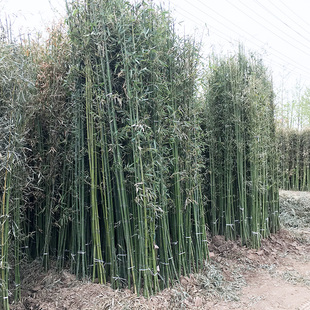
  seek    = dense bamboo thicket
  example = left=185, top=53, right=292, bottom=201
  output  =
left=0, top=28, right=34, bottom=309
left=0, top=24, right=72, bottom=308
left=23, top=27, right=73, bottom=273
left=203, top=50, right=279, bottom=248
left=1, top=0, right=209, bottom=306
left=277, top=128, right=310, bottom=191
left=63, top=0, right=208, bottom=295
left=1, top=1, right=285, bottom=308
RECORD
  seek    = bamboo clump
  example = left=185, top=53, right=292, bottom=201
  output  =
left=1, top=1, right=209, bottom=306
left=277, top=128, right=310, bottom=191
left=0, top=1, right=288, bottom=309
left=64, top=0, right=208, bottom=294
left=203, top=49, right=279, bottom=248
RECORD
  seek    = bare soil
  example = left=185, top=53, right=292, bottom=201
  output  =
left=10, top=190, right=310, bottom=310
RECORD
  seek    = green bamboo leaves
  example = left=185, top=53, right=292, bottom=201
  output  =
left=66, top=0, right=208, bottom=296
left=204, top=49, right=279, bottom=248
left=0, top=32, right=35, bottom=309
left=0, top=1, right=288, bottom=306
left=277, top=129, right=310, bottom=191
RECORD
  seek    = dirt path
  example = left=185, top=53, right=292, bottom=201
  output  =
left=207, top=190, right=310, bottom=310
left=11, top=190, right=310, bottom=310
left=242, top=260, right=310, bottom=310
left=208, top=255, right=310, bottom=310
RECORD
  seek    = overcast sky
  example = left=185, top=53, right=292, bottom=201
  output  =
left=156, top=0, right=310, bottom=98
left=1, top=0, right=310, bottom=98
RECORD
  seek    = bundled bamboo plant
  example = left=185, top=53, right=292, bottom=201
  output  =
left=0, top=23, right=72, bottom=309
left=0, top=25, right=35, bottom=309
left=0, top=2, right=286, bottom=308
left=277, top=128, right=310, bottom=191
left=64, top=0, right=208, bottom=295
left=203, top=48, right=279, bottom=248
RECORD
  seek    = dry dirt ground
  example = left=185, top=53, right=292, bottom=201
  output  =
left=10, top=190, right=310, bottom=310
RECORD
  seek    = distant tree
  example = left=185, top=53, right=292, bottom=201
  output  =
left=299, top=87, right=310, bottom=129
left=277, top=82, right=310, bottom=130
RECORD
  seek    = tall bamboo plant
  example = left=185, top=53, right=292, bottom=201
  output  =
left=0, top=26, right=35, bottom=309
left=277, top=128, right=310, bottom=191
left=66, top=0, right=208, bottom=295
left=1, top=25, right=72, bottom=310
left=203, top=48, right=279, bottom=247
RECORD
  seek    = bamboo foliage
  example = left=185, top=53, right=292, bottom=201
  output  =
left=22, top=25, right=72, bottom=272
left=277, top=128, right=310, bottom=191
left=203, top=49, right=279, bottom=248
left=0, top=29, right=34, bottom=309
left=0, top=24, right=72, bottom=309
left=0, top=1, right=286, bottom=307
left=64, top=0, right=208, bottom=296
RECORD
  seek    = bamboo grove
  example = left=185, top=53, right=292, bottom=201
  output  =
left=277, top=129, right=310, bottom=191
left=64, top=0, right=208, bottom=295
left=203, top=51, right=279, bottom=248
left=0, top=0, right=298, bottom=308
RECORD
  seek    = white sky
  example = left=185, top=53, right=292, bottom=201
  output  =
left=1, top=0, right=310, bottom=99
left=0, top=0, right=65, bottom=34
left=155, top=0, right=310, bottom=100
